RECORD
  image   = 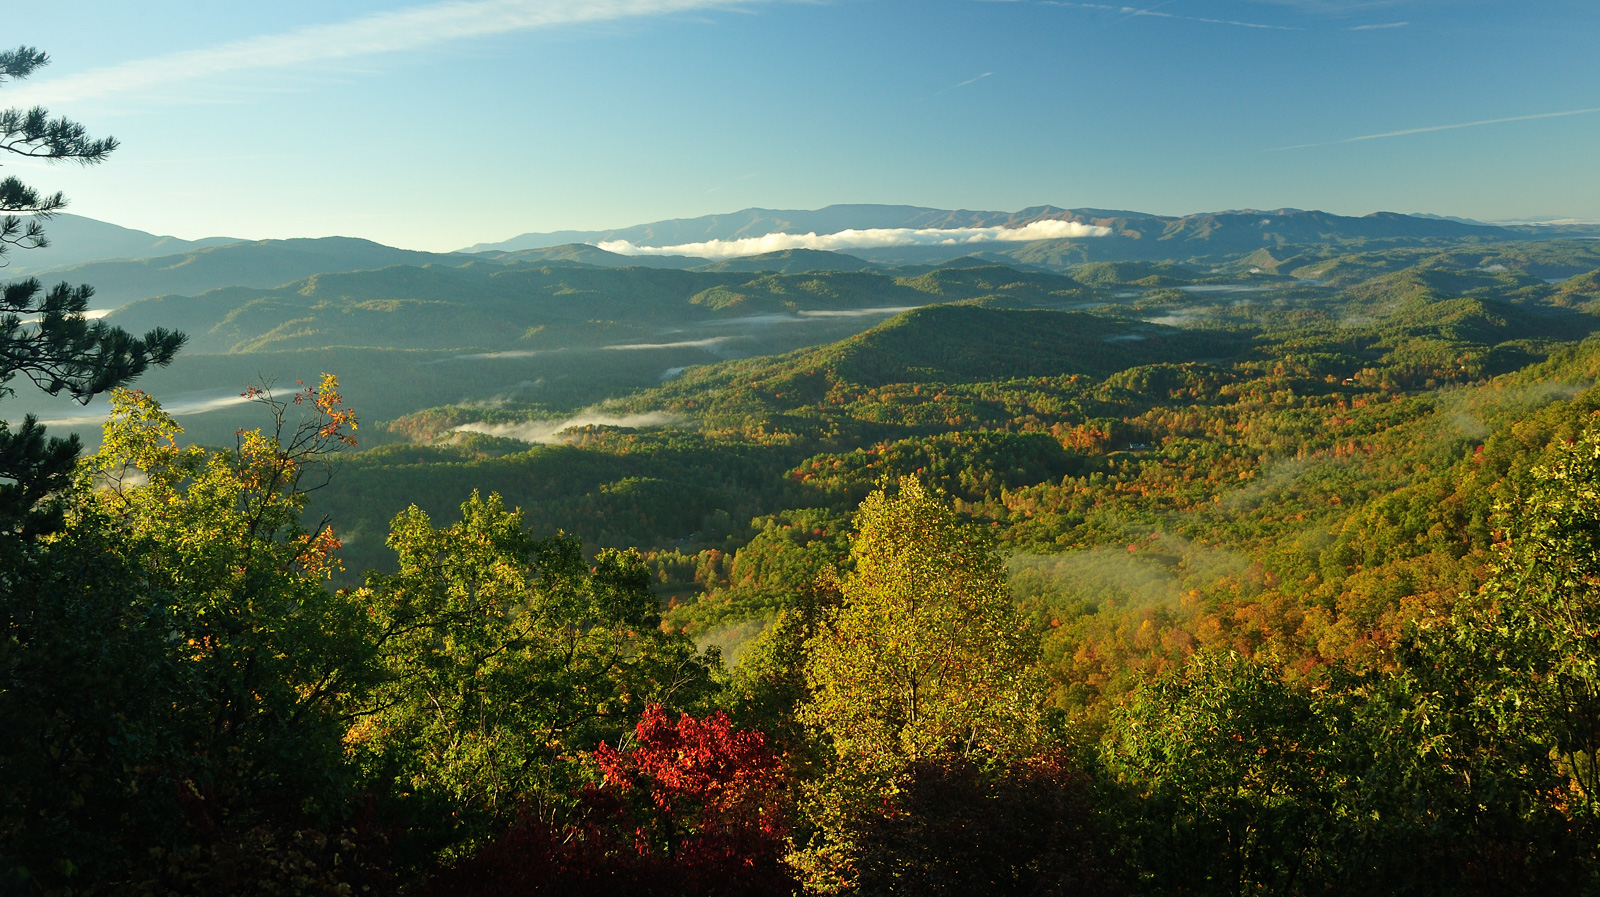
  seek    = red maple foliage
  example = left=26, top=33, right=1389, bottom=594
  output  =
left=418, top=707, right=796, bottom=897
left=594, top=705, right=789, bottom=869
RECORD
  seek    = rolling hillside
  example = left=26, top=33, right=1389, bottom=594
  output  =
left=102, top=262, right=1119, bottom=355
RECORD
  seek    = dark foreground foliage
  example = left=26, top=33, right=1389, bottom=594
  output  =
left=850, top=754, right=1119, bottom=897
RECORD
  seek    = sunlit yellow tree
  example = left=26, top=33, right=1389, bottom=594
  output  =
left=792, top=478, right=1044, bottom=892
left=801, top=477, right=1043, bottom=770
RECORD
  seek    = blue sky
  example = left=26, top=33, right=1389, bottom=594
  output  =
left=5, top=0, right=1597, bottom=250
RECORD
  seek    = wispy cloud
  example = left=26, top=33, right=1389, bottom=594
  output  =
left=799, top=306, right=922, bottom=317
left=1270, top=105, right=1600, bottom=151
left=1038, top=1, right=1302, bottom=31
left=1349, top=20, right=1408, bottom=29
left=599, top=220, right=1112, bottom=259
left=11, top=0, right=767, bottom=105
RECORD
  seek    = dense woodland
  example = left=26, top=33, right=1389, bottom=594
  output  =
left=12, top=46, right=1600, bottom=897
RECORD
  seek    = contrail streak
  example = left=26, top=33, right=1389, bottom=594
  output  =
left=1270, top=106, right=1600, bottom=151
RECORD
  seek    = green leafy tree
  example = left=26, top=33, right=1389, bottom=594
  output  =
left=358, top=491, right=718, bottom=852
left=80, top=381, right=371, bottom=811
left=0, top=46, right=183, bottom=535
left=0, top=491, right=182, bottom=886
left=2, top=380, right=372, bottom=891
left=724, top=577, right=844, bottom=765
left=1102, top=651, right=1338, bottom=897
left=1104, top=647, right=1595, bottom=896
left=1329, top=662, right=1592, bottom=895
left=1366, top=411, right=1600, bottom=892
left=1461, top=415, right=1600, bottom=806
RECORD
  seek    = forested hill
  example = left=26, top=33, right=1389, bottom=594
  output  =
left=638, top=304, right=1234, bottom=399
left=102, top=262, right=1099, bottom=355
left=22, top=260, right=1117, bottom=446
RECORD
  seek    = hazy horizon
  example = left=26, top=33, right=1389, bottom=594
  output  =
left=34, top=202, right=1600, bottom=263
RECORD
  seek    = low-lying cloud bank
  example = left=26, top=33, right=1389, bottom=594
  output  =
left=39, top=390, right=254, bottom=428
left=597, top=220, right=1112, bottom=259
left=603, top=337, right=731, bottom=350
left=455, top=411, right=686, bottom=444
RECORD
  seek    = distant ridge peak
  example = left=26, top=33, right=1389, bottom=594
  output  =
left=464, top=204, right=1508, bottom=255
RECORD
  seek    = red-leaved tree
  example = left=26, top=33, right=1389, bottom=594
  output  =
left=595, top=705, right=791, bottom=884
left=419, top=707, right=797, bottom=897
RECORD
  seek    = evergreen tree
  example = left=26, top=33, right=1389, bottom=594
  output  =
left=0, top=46, right=184, bottom=535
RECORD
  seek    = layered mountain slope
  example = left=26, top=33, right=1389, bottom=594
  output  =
left=2, top=213, right=240, bottom=274
left=12, top=208, right=1537, bottom=310
left=30, top=237, right=475, bottom=306
left=753, top=305, right=1209, bottom=384
left=634, top=304, right=1240, bottom=413
left=104, top=262, right=1115, bottom=355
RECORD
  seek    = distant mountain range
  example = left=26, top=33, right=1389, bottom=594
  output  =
left=5, top=205, right=1593, bottom=312
left=25, top=237, right=473, bottom=307
left=460, top=204, right=1521, bottom=256
left=460, top=205, right=1038, bottom=253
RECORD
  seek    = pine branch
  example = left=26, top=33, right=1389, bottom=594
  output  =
left=0, top=46, right=49, bottom=83
left=0, top=107, right=118, bottom=163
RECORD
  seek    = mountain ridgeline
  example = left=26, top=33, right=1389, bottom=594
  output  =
left=0, top=212, right=240, bottom=275
left=460, top=203, right=1527, bottom=255
left=26, top=204, right=1585, bottom=318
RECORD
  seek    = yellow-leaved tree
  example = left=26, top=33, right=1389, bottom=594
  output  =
left=801, top=477, right=1042, bottom=769
left=794, top=477, right=1044, bottom=892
